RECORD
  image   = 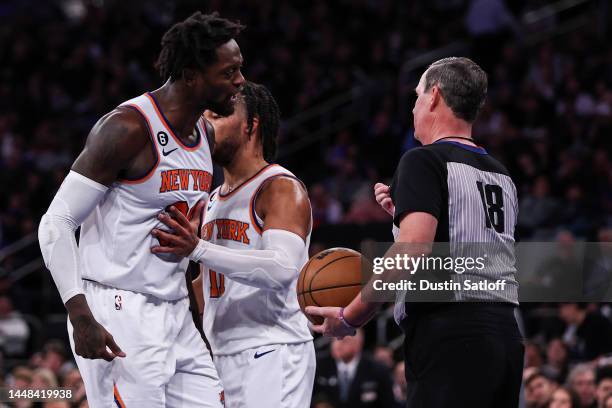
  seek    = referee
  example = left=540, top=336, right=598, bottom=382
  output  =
left=307, top=57, right=523, bottom=407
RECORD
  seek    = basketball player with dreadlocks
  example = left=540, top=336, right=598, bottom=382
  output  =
left=38, top=12, right=245, bottom=407
left=151, top=82, right=315, bottom=407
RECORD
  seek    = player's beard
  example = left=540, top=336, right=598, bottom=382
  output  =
left=212, top=134, right=241, bottom=167
left=207, top=94, right=236, bottom=117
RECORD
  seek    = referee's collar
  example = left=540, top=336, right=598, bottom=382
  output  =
left=433, top=140, right=488, bottom=154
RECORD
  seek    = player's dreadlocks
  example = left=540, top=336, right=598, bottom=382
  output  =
left=156, top=12, right=244, bottom=82
left=241, top=82, right=280, bottom=162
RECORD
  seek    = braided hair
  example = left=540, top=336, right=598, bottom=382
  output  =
left=155, top=12, right=244, bottom=82
left=241, top=82, right=280, bottom=162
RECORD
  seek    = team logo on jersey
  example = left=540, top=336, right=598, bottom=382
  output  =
left=159, top=169, right=212, bottom=193
left=157, top=131, right=169, bottom=146
left=202, top=219, right=250, bottom=244
left=115, top=295, right=122, bottom=310
left=162, top=147, right=178, bottom=156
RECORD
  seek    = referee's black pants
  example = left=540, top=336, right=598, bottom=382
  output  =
left=401, top=303, right=524, bottom=408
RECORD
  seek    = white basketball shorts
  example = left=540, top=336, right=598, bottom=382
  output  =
left=68, top=280, right=223, bottom=408
left=213, top=341, right=315, bottom=408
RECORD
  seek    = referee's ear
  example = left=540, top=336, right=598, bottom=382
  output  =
left=429, top=85, right=443, bottom=111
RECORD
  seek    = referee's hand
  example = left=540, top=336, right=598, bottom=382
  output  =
left=305, top=306, right=356, bottom=339
left=374, top=183, right=395, bottom=216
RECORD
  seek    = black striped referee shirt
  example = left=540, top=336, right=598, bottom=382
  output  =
left=390, top=141, right=519, bottom=321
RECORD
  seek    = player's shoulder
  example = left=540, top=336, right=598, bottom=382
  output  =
left=92, top=104, right=146, bottom=134
left=88, top=106, right=149, bottom=150
left=259, top=166, right=306, bottom=196
left=263, top=163, right=296, bottom=177
left=256, top=165, right=309, bottom=209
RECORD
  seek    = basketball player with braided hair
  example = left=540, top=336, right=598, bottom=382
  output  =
left=151, top=81, right=316, bottom=407
left=39, top=11, right=245, bottom=407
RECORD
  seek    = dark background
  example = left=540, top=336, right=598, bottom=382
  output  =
left=0, top=1, right=610, bottom=407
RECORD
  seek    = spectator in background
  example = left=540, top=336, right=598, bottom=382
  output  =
left=392, top=361, right=407, bottom=406
left=7, top=366, right=33, bottom=408
left=549, top=386, right=581, bottom=408
left=525, top=341, right=545, bottom=369
left=342, top=184, right=391, bottom=224
left=61, top=367, right=82, bottom=389
left=567, top=364, right=597, bottom=408
left=585, top=228, right=612, bottom=299
left=535, top=231, right=581, bottom=294
left=8, top=366, right=32, bottom=389
left=30, top=367, right=58, bottom=388
left=39, top=340, right=74, bottom=379
left=325, top=160, right=364, bottom=207
left=31, top=368, right=74, bottom=408
left=542, top=338, right=570, bottom=384
left=525, top=370, right=557, bottom=408
left=0, top=295, right=29, bottom=357
left=559, top=304, right=612, bottom=362
left=42, top=402, right=70, bottom=408
left=518, top=176, right=561, bottom=234
left=313, top=329, right=395, bottom=407
left=61, top=368, right=86, bottom=407
left=311, top=398, right=335, bottom=408
left=465, top=0, right=520, bottom=72
left=558, top=185, right=591, bottom=236
left=310, top=183, right=343, bottom=227
left=597, top=366, right=612, bottom=408
left=372, top=345, right=394, bottom=370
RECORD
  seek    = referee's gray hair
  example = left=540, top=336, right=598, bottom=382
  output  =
left=424, top=57, right=488, bottom=123
left=566, top=363, right=595, bottom=386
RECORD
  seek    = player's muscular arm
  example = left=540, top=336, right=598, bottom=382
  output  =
left=65, top=109, right=147, bottom=319
left=256, top=177, right=311, bottom=240
left=40, top=108, right=146, bottom=361
left=72, top=107, right=149, bottom=185
left=152, top=177, right=312, bottom=290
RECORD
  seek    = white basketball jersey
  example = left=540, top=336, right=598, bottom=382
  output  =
left=201, top=164, right=313, bottom=355
left=78, top=93, right=214, bottom=301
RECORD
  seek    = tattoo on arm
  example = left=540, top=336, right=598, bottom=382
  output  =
left=72, top=107, right=148, bottom=186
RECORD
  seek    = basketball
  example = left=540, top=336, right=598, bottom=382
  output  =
left=297, top=247, right=363, bottom=325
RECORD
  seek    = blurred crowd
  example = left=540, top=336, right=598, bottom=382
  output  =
left=0, top=337, right=86, bottom=408
left=0, top=0, right=611, bottom=407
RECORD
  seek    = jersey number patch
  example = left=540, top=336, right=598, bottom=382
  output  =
left=209, top=270, right=225, bottom=298
left=476, top=181, right=505, bottom=233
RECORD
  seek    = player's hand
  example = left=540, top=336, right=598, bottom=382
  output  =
left=151, top=205, right=200, bottom=258
left=374, top=183, right=394, bottom=217
left=305, top=306, right=356, bottom=339
left=71, top=314, right=125, bottom=362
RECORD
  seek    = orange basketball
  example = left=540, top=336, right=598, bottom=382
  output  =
left=297, top=247, right=363, bottom=325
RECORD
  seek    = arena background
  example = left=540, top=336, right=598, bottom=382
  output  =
left=0, top=0, right=611, bottom=407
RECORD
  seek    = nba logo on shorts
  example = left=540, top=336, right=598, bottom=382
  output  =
left=219, top=390, right=225, bottom=407
left=115, top=295, right=122, bottom=310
